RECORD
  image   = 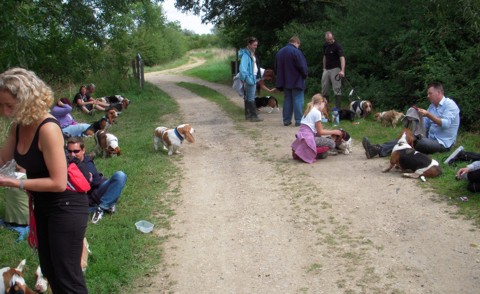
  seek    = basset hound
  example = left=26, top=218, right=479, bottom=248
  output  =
left=0, top=259, right=36, bottom=294
left=383, top=128, right=442, bottom=179
left=84, top=108, right=118, bottom=137
left=94, top=130, right=121, bottom=158
left=350, top=100, right=373, bottom=118
left=153, top=124, right=195, bottom=156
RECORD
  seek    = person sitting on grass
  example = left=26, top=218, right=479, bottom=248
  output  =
left=73, top=84, right=109, bottom=115
left=362, top=82, right=460, bottom=158
left=66, top=137, right=127, bottom=224
left=51, top=97, right=90, bottom=138
left=456, top=160, right=480, bottom=193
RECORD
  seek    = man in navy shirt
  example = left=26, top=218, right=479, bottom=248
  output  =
left=275, top=36, right=309, bottom=126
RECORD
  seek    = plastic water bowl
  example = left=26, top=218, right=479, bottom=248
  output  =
left=135, top=220, right=154, bottom=233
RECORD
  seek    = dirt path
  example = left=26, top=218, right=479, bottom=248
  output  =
left=143, top=55, right=480, bottom=293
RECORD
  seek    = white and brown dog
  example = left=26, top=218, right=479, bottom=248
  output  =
left=331, top=129, right=352, bottom=154
left=374, top=110, right=404, bottom=128
left=94, top=130, right=121, bottom=157
left=350, top=100, right=373, bottom=118
left=1, top=259, right=35, bottom=294
left=153, top=124, right=195, bottom=156
left=383, top=129, right=442, bottom=179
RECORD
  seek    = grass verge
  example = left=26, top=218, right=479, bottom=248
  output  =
left=0, top=82, right=181, bottom=292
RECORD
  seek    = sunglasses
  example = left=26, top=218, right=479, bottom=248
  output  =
left=67, top=149, right=82, bottom=154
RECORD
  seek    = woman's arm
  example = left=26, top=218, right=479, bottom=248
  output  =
left=315, top=121, right=342, bottom=137
left=257, top=80, right=275, bottom=93
left=51, top=104, right=72, bottom=117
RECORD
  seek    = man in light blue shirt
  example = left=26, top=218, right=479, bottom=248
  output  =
left=363, top=82, right=460, bottom=158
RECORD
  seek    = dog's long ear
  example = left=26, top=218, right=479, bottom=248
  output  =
left=182, top=125, right=195, bottom=143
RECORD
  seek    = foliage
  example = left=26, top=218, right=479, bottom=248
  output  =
left=176, top=0, right=480, bottom=130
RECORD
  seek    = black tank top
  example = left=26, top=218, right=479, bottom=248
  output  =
left=14, top=118, right=60, bottom=179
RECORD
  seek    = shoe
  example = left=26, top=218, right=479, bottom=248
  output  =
left=362, top=137, right=381, bottom=159
left=284, top=121, right=292, bottom=126
left=106, top=205, right=116, bottom=214
left=443, top=146, right=464, bottom=165
left=249, top=116, right=264, bottom=122
left=91, top=207, right=104, bottom=224
left=317, top=152, right=329, bottom=159
left=328, top=149, right=338, bottom=156
left=295, top=122, right=301, bottom=127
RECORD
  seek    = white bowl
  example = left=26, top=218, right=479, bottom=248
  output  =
left=135, top=220, right=154, bottom=233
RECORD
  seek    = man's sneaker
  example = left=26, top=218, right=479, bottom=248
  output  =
left=91, top=207, right=104, bottom=224
left=362, top=137, right=381, bottom=159
left=106, top=205, right=116, bottom=214
left=443, top=146, right=464, bottom=165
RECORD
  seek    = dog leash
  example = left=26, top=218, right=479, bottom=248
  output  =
left=335, top=74, right=362, bottom=101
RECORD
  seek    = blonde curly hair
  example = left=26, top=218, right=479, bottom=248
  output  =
left=0, top=67, right=54, bottom=125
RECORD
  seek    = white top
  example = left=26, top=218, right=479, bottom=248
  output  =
left=301, top=107, right=322, bottom=133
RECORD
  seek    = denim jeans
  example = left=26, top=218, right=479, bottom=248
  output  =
left=283, top=88, right=305, bottom=125
left=62, top=123, right=90, bottom=137
left=245, top=82, right=256, bottom=102
left=95, top=171, right=127, bottom=210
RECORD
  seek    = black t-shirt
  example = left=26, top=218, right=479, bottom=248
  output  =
left=323, top=42, right=344, bottom=70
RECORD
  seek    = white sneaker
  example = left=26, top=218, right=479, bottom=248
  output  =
left=444, top=146, right=464, bottom=164
left=91, top=207, right=104, bottom=224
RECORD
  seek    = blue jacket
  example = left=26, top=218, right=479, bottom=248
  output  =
left=238, top=48, right=256, bottom=86
left=275, top=43, right=308, bottom=91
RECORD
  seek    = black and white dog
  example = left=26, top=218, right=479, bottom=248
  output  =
left=255, top=96, right=279, bottom=113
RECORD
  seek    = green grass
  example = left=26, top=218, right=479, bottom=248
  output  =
left=0, top=82, right=181, bottom=292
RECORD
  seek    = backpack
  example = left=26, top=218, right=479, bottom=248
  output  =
left=66, top=157, right=91, bottom=193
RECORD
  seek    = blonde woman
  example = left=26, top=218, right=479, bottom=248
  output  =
left=0, top=68, right=88, bottom=293
left=291, top=93, right=342, bottom=163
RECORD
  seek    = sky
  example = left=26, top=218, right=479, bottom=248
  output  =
left=162, top=0, right=214, bottom=35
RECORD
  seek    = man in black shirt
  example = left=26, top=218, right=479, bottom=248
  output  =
left=321, top=31, right=346, bottom=109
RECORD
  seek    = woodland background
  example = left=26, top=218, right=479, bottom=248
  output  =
left=1, top=0, right=479, bottom=130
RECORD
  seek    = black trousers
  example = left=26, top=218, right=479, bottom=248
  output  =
left=467, top=169, right=480, bottom=193
left=34, top=191, right=89, bottom=294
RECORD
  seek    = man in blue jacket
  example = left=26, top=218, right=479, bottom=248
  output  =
left=66, top=137, right=127, bottom=224
left=275, top=36, right=309, bottom=126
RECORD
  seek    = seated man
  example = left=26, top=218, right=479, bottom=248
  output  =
left=456, top=160, right=480, bottom=192
left=363, top=82, right=460, bottom=158
left=66, top=137, right=127, bottom=224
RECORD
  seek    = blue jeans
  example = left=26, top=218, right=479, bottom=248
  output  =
left=245, top=83, right=256, bottom=102
left=94, top=171, right=127, bottom=211
left=283, top=89, right=305, bottom=125
left=62, top=123, right=90, bottom=137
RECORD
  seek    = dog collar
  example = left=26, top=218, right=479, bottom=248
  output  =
left=174, top=128, right=184, bottom=142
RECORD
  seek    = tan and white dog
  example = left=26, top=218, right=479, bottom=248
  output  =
left=1, top=259, right=35, bottom=294
left=94, top=130, right=121, bottom=158
left=383, top=129, right=442, bottom=179
left=331, top=129, right=352, bottom=155
left=374, top=110, right=404, bottom=128
left=153, top=124, right=195, bottom=155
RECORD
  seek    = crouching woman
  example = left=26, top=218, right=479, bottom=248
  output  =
left=291, top=94, right=342, bottom=163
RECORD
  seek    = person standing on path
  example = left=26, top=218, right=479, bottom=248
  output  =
left=238, top=36, right=263, bottom=122
left=321, top=31, right=346, bottom=109
left=275, top=36, right=309, bottom=126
